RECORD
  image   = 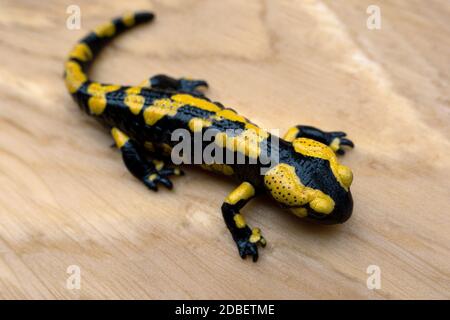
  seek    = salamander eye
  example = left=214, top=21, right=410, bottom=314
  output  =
left=337, top=164, right=353, bottom=188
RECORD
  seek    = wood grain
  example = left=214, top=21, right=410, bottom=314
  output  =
left=0, top=0, right=449, bottom=299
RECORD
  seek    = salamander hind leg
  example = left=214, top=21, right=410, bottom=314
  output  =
left=111, top=128, right=183, bottom=191
left=140, top=74, right=208, bottom=96
left=221, top=182, right=266, bottom=262
left=283, top=125, right=354, bottom=155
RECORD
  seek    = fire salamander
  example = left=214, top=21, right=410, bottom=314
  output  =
left=64, top=11, right=355, bottom=262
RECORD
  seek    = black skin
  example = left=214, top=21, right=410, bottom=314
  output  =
left=65, top=11, right=354, bottom=262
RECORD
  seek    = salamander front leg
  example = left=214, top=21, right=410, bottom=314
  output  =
left=111, top=128, right=183, bottom=191
left=284, top=125, right=354, bottom=155
left=221, top=182, right=266, bottom=262
left=140, top=74, right=208, bottom=96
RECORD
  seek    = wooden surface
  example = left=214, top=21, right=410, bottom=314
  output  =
left=0, top=0, right=449, bottom=299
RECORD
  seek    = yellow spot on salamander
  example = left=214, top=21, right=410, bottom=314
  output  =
left=214, top=132, right=228, bottom=148
left=245, top=123, right=269, bottom=139
left=214, top=109, right=246, bottom=123
left=162, top=93, right=270, bottom=159
left=124, top=87, right=145, bottom=115
left=338, top=165, right=353, bottom=189
left=122, top=13, right=135, bottom=27
left=87, top=83, right=121, bottom=115
left=64, top=61, right=87, bottom=93
left=171, top=94, right=222, bottom=113
left=249, top=228, right=262, bottom=243
left=126, top=95, right=145, bottom=114
left=283, top=127, right=299, bottom=142
left=214, top=109, right=269, bottom=140
left=238, top=129, right=266, bottom=158
left=329, top=137, right=341, bottom=152
left=111, top=128, right=129, bottom=148
left=310, top=197, right=334, bottom=214
left=233, top=214, right=246, bottom=229
left=215, top=129, right=265, bottom=158
left=148, top=173, right=158, bottom=181
left=202, top=163, right=234, bottom=176
left=225, top=182, right=255, bottom=205
left=143, top=98, right=184, bottom=126
left=88, top=96, right=107, bottom=115
left=87, top=83, right=121, bottom=95
left=210, top=108, right=269, bottom=158
left=94, top=22, right=115, bottom=37
left=264, top=163, right=335, bottom=214
left=188, top=118, right=212, bottom=132
left=172, top=94, right=269, bottom=157
left=153, top=160, right=164, bottom=171
left=69, top=43, right=92, bottom=62
left=293, top=138, right=353, bottom=190
left=126, top=87, right=141, bottom=95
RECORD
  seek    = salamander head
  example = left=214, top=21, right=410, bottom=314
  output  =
left=264, top=138, right=353, bottom=224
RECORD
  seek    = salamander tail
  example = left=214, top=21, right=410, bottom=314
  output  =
left=64, top=11, right=155, bottom=95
